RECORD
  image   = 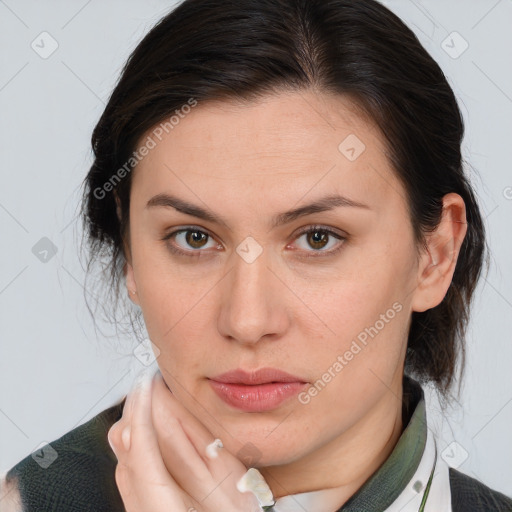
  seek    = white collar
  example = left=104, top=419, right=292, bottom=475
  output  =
left=258, top=414, right=453, bottom=512
left=383, top=425, right=452, bottom=512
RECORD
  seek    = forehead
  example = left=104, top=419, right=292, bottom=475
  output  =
left=130, top=90, right=404, bottom=219
left=142, top=91, right=384, bottom=158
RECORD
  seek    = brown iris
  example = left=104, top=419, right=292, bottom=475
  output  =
left=185, top=230, right=209, bottom=249
left=307, top=230, right=329, bottom=250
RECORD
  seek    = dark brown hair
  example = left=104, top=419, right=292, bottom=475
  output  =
left=79, top=0, right=488, bottom=406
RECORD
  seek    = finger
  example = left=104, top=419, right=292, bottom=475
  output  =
left=154, top=374, right=246, bottom=469
left=112, top=368, right=192, bottom=511
left=151, top=373, right=252, bottom=504
left=128, top=367, right=172, bottom=478
left=108, top=366, right=154, bottom=453
left=152, top=374, right=214, bottom=477
left=110, top=368, right=175, bottom=482
left=153, top=373, right=239, bottom=473
left=153, top=411, right=217, bottom=504
left=115, top=369, right=262, bottom=512
left=153, top=373, right=217, bottom=456
left=108, top=398, right=130, bottom=455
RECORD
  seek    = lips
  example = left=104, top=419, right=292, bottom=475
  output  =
left=208, top=368, right=308, bottom=412
left=211, top=367, right=306, bottom=385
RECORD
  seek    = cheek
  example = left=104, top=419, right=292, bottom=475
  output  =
left=316, top=275, right=404, bottom=343
left=305, top=255, right=412, bottom=381
left=131, top=244, right=212, bottom=335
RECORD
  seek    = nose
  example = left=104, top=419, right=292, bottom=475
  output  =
left=217, top=244, right=289, bottom=346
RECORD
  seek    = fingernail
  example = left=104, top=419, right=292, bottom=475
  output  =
left=121, top=426, right=131, bottom=451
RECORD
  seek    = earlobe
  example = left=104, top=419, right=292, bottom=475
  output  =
left=115, top=192, right=138, bottom=305
left=411, top=193, right=467, bottom=313
left=125, top=261, right=140, bottom=305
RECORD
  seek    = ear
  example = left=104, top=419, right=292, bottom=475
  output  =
left=411, top=192, right=468, bottom=313
left=114, top=190, right=139, bottom=306
left=125, top=260, right=140, bottom=306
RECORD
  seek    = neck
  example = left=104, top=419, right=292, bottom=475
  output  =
left=259, top=374, right=405, bottom=507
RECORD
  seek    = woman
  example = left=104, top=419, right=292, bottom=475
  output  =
left=1, top=0, right=511, bottom=510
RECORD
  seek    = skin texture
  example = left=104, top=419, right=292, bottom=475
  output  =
left=112, top=89, right=467, bottom=508
left=108, top=369, right=263, bottom=512
left=0, top=473, right=23, bottom=512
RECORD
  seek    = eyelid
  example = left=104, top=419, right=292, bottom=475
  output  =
left=288, top=224, right=347, bottom=257
left=292, top=224, right=347, bottom=240
left=160, top=226, right=220, bottom=257
left=161, top=224, right=348, bottom=257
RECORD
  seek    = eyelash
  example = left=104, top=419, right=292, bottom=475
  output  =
left=160, top=225, right=347, bottom=259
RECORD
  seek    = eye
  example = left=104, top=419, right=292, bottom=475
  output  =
left=290, top=225, right=346, bottom=257
left=161, top=227, right=221, bottom=256
left=161, top=225, right=347, bottom=259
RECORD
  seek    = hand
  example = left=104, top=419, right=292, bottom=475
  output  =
left=107, top=368, right=264, bottom=512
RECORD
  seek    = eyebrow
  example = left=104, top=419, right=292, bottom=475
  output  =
left=145, top=193, right=370, bottom=229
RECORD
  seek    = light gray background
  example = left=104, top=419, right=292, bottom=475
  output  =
left=1, top=0, right=511, bottom=498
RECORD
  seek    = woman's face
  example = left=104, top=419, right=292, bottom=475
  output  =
left=124, top=90, right=424, bottom=467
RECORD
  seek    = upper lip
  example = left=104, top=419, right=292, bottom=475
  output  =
left=210, top=368, right=307, bottom=385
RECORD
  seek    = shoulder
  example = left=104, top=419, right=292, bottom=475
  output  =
left=449, top=467, right=512, bottom=512
left=1, top=397, right=126, bottom=512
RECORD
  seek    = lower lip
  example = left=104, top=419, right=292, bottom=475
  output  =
left=208, top=380, right=307, bottom=412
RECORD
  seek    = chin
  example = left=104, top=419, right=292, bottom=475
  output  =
left=219, top=426, right=309, bottom=468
